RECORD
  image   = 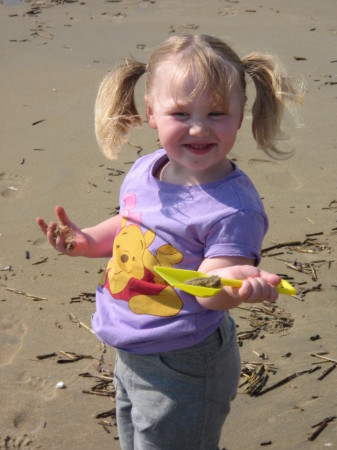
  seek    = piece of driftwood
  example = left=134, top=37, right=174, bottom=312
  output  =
left=98, top=420, right=113, bottom=434
left=317, top=363, right=336, bottom=380
left=35, top=352, right=57, bottom=360
left=240, top=362, right=278, bottom=396
left=236, top=328, right=260, bottom=342
left=70, top=292, right=96, bottom=303
left=262, top=237, right=330, bottom=255
left=257, top=366, right=321, bottom=396
left=308, top=416, right=336, bottom=441
left=57, top=350, right=95, bottom=364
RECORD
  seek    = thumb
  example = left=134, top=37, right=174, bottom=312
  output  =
left=259, top=270, right=281, bottom=286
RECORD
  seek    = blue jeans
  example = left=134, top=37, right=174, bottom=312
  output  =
left=114, top=314, right=241, bottom=450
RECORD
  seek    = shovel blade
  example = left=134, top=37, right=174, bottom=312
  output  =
left=154, top=266, right=222, bottom=297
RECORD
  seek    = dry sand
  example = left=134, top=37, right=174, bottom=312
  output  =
left=0, top=0, right=336, bottom=448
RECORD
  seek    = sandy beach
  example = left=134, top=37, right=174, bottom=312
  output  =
left=1, top=0, right=336, bottom=448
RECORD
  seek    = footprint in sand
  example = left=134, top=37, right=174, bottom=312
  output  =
left=0, top=434, right=33, bottom=448
left=0, top=314, right=27, bottom=366
left=18, top=372, right=58, bottom=401
left=248, top=159, right=301, bottom=190
left=31, top=237, right=51, bottom=249
left=0, top=388, right=45, bottom=445
left=218, top=7, right=241, bottom=16
left=0, top=172, right=26, bottom=199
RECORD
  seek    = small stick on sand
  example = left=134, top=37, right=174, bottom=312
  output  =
left=311, top=353, right=337, bottom=364
left=32, top=257, right=48, bottom=265
left=69, top=313, right=95, bottom=335
left=317, top=363, right=337, bottom=380
left=6, top=287, right=48, bottom=301
left=36, top=352, right=57, bottom=360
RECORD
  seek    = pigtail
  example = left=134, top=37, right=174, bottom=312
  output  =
left=242, top=53, right=303, bottom=156
left=95, top=60, right=146, bottom=159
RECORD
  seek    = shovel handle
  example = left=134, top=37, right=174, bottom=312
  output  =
left=221, top=277, right=296, bottom=295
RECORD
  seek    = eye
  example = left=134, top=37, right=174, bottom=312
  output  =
left=209, top=111, right=226, bottom=117
left=172, top=112, right=188, bottom=118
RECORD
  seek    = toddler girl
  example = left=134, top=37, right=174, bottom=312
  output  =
left=37, top=34, right=302, bottom=450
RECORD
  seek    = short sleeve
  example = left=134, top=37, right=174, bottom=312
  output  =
left=204, top=210, right=268, bottom=265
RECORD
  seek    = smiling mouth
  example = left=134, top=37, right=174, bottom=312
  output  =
left=184, top=143, right=214, bottom=152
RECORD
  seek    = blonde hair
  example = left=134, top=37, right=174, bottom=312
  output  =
left=95, top=34, right=303, bottom=159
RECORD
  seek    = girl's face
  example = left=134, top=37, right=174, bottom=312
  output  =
left=146, top=61, right=245, bottom=184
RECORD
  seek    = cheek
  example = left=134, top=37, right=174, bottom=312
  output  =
left=218, top=121, right=240, bottom=139
left=225, top=130, right=238, bottom=146
left=158, top=121, right=184, bottom=141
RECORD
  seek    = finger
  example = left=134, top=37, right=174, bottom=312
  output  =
left=268, top=285, right=279, bottom=303
left=240, top=279, right=277, bottom=303
left=250, top=278, right=270, bottom=300
left=54, top=232, right=75, bottom=254
left=238, top=279, right=253, bottom=300
left=45, top=221, right=59, bottom=246
left=36, top=217, right=48, bottom=236
left=251, top=279, right=278, bottom=303
left=54, top=236, right=67, bottom=253
left=55, top=205, right=72, bottom=227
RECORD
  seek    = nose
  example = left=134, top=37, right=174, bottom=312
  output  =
left=189, top=121, right=209, bottom=137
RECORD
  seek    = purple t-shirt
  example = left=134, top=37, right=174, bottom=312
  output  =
left=92, top=149, right=268, bottom=354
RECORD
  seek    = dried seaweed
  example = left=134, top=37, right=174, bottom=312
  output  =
left=248, top=302, right=294, bottom=334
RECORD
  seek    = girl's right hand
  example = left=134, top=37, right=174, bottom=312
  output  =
left=36, top=205, right=89, bottom=257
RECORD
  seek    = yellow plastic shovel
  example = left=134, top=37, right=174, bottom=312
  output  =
left=154, top=266, right=296, bottom=298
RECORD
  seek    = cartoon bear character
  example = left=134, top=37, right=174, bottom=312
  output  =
left=102, top=218, right=184, bottom=317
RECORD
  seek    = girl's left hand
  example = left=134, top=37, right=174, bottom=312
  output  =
left=197, top=257, right=281, bottom=310
left=225, top=265, right=281, bottom=304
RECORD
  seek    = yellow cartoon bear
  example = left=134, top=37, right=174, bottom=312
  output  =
left=101, top=219, right=183, bottom=317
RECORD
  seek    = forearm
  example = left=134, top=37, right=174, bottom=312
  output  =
left=81, top=214, right=122, bottom=258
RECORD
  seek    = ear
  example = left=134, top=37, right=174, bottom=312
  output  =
left=145, top=95, right=157, bottom=129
